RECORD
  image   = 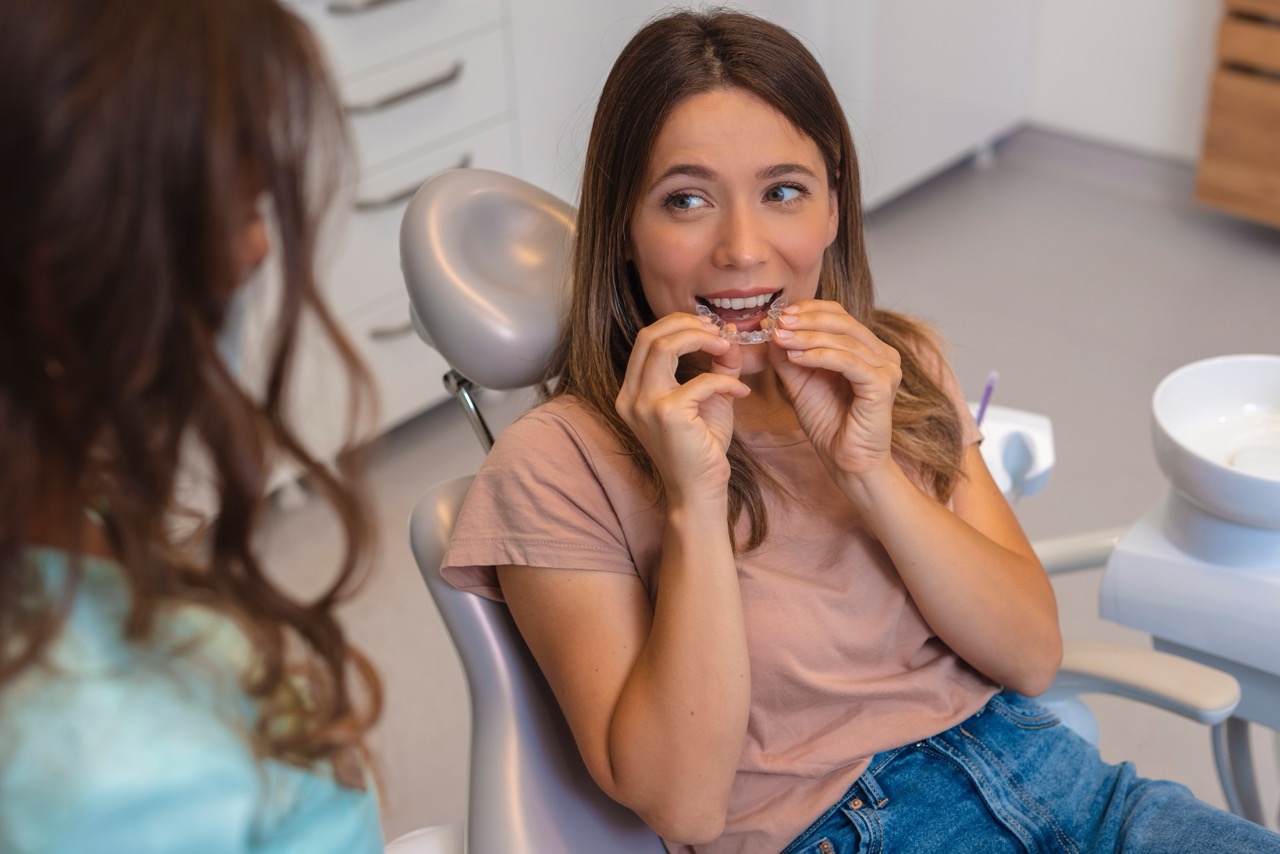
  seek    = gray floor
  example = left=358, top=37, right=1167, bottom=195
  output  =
left=260, top=127, right=1280, bottom=841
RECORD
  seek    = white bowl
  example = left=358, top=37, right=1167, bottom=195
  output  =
left=1153, top=354, right=1280, bottom=530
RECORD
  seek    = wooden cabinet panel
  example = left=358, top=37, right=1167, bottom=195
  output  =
left=1196, top=70, right=1280, bottom=228
left=1197, top=5, right=1280, bottom=228
left=1224, top=0, right=1280, bottom=19
left=1218, top=17, right=1280, bottom=75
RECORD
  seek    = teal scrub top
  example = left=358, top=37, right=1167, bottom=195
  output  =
left=0, top=549, right=384, bottom=853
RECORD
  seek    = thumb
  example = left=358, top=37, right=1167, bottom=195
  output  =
left=709, top=327, right=742, bottom=380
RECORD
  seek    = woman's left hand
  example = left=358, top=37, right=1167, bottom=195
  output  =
left=768, top=299, right=902, bottom=482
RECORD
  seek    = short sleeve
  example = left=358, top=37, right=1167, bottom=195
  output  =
left=0, top=664, right=261, bottom=853
left=441, top=401, right=641, bottom=601
left=0, top=558, right=384, bottom=854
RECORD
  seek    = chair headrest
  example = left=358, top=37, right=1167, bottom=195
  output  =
left=399, top=169, right=577, bottom=391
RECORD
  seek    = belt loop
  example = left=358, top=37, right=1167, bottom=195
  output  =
left=853, top=760, right=890, bottom=810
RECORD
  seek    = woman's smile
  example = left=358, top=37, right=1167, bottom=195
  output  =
left=697, top=289, right=784, bottom=329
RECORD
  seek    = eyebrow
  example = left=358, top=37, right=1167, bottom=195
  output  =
left=653, top=162, right=821, bottom=184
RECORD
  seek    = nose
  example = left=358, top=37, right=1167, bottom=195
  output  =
left=712, top=203, right=768, bottom=270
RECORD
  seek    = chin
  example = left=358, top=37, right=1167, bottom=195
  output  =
left=737, top=344, right=773, bottom=376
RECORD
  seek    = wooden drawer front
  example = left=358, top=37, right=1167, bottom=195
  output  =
left=1219, top=16, right=1280, bottom=76
left=288, top=0, right=503, bottom=82
left=1225, top=0, right=1280, bottom=20
left=1196, top=69, right=1280, bottom=228
left=345, top=27, right=508, bottom=172
left=325, top=121, right=516, bottom=317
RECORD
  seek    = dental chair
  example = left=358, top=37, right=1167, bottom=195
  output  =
left=395, top=168, right=1246, bottom=853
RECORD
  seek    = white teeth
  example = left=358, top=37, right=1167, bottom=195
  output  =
left=706, top=292, right=776, bottom=310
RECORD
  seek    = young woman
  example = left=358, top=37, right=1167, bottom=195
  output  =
left=0, top=0, right=384, bottom=850
left=442, top=10, right=1280, bottom=854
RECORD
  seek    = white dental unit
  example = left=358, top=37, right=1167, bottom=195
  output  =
left=1101, top=355, right=1280, bottom=825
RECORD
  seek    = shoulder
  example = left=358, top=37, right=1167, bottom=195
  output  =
left=873, top=309, right=981, bottom=445
left=0, top=629, right=261, bottom=851
left=445, top=394, right=650, bottom=594
left=0, top=558, right=382, bottom=853
left=0, top=624, right=378, bottom=850
left=493, top=395, right=619, bottom=454
left=484, top=395, right=636, bottom=487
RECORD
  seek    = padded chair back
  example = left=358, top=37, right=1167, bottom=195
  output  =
left=409, top=477, right=664, bottom=853
left=402, top=169, right=664, bottom=853
left=400, top=168, right=576, bottom=390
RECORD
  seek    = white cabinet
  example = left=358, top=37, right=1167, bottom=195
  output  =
left=263, top=0, right=517, bottom=477
left=507, top=0, right=1032, bottom=211
left=820, top=1, right=1034, bottom=210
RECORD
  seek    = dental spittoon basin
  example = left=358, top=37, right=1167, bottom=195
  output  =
left=1152, top=354, right=1280, bottom=533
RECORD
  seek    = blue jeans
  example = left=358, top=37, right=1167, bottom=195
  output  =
left=781, top=691, right=1280, bottom=853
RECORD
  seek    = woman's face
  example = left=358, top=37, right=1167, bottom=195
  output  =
left=627, top=86, right=838, bottom=374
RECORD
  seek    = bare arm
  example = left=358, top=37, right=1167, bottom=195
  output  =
left=770, top=300, right=1062, bottom=695
left=838, top=444, right=1062, bottom=695
left=497, top=313, right=753, bottom=843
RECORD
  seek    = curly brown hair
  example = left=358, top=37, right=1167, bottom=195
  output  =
left=0, top=0, right=380, bottom=782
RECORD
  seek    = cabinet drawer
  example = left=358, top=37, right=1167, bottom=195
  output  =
left=345, top=26, right=509, bottom=172
left=1219, top=16, right=1280, bottom=76
left=325, top=120, right=516, bottom=317
left=288, top=0, right=503, bottom=82
left=1196, top=69, right=1280, bottom=228
left=345, top=294, right=452, bottom=431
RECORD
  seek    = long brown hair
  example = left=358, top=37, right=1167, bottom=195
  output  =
left=0, top=0, right=380, bottom=780
left=550, top=9, right=965, bottom=550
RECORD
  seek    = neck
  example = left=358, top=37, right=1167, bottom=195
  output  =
left=735, top=366, right=800, bottom=434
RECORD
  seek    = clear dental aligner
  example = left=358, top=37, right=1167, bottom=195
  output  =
left=695, top=296, right=788, bottom=344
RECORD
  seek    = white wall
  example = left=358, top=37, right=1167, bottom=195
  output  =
left=1029, top=0, right=1220, bottom=163
left=506, top=0, right=827, bottom=203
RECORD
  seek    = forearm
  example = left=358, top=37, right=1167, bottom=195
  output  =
left=840, top=467, right=1062, bottom=695
left=606, top=498, right=751, bottom=841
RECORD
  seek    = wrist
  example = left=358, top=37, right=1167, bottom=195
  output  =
left=665, top=490, right=730, bottom=529
left=835, top=462, right=913, bottom=519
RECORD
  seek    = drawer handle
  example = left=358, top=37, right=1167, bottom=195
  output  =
left=355, top=154, right=473, bottom=211
left=346, top=61, right=464, bottom=115
left=368, top=317, right=416, bottom=341
left=327, top=0, right=411, bottom=15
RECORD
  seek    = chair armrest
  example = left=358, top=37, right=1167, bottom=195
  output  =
left=384, top=820, right=465, bottom=854
left=1049, top=640, right=1240, bottom=726
left=1033, top=528, right=1126, bottom=576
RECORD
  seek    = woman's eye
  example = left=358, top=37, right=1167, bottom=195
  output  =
left=663, top=192, right=706, bottom=211
left=765, top=184, right=805, bottom=203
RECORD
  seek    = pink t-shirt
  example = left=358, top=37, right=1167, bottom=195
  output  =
left=442, top=362, right=995, bottom=854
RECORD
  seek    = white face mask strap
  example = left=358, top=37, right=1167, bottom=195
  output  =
left=694, top=296, right=788, bottom=345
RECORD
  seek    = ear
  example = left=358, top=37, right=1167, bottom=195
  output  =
left=826, top=185, right=840, bottom=246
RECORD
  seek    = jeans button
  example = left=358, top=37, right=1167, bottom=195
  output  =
left=819, top=841, right=835, bottom=854
left=847, top=797, right=863, bottom=810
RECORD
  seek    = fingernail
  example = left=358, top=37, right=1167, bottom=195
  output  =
left=772, top=328, right=794, bottom=340
left=779, top=313, right=797, bottom=326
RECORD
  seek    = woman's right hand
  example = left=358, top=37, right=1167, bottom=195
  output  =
left=615, top=313, right=749, bottom=503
